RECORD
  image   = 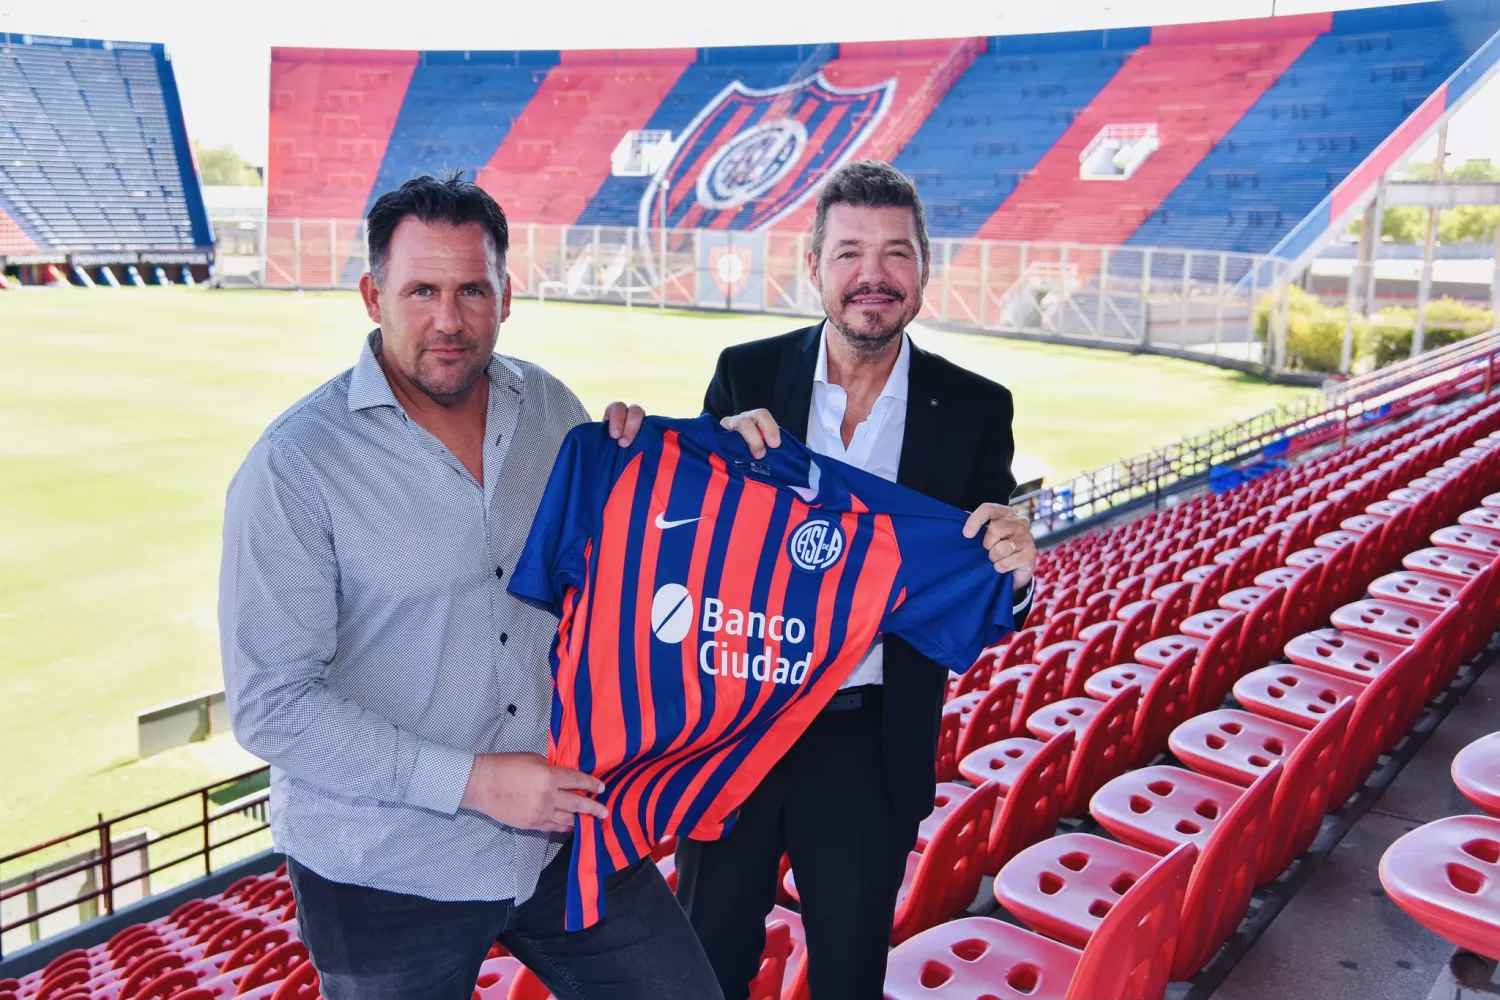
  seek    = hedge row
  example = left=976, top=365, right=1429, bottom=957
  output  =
left=1255, top=288, right=1494, bottom=373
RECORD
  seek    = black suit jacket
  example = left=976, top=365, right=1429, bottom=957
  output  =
left=703, top=323, right=1027, bottom=824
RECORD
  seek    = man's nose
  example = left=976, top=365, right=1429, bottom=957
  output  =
left=855, top=248, right=890, bottom=288
left=434, top=290, right=464, bottom=334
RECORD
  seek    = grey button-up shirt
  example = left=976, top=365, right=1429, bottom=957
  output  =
left=219, top=330, right=586, bottom=903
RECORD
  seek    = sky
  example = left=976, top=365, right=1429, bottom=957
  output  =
left=1, top=0, right=1497, bottom=168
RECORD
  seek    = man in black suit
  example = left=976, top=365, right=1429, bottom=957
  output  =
left=674, top=160, right=1037, bottom=999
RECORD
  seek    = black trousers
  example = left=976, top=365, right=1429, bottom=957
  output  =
left=288, top=845, right=721, bottom=1000
left=675, top=702, right=919, bottom=1000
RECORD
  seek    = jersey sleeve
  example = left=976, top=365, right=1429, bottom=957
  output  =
left=883, top=516, right=1016, bottom=674
left=507, top=424, right=616, bottom=617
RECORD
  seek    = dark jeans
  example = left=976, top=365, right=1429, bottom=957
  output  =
left=675, top=704, right=919, bottom=1000
left=288, top=844, right=723, bottom=1000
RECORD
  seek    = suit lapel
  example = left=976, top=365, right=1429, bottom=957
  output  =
left=898, top=342, right=943, bottom=498
left=772, top=324, right=820, bottom=441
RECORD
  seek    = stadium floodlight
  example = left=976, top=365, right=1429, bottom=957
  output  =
left=612, top=130, right=677, bottom=178
left=1079, top=124, right=1160, bottom=181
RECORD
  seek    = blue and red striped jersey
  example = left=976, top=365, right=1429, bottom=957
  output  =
left=509, top=415, right=1015, bottom=930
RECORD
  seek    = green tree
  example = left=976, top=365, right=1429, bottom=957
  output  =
left=193, top=142, right=263, bottom=186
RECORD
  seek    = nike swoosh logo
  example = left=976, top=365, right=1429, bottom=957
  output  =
left=655, top=513, right=703, bottom=530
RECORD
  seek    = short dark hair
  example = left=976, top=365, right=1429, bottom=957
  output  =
left=365, top=170, right=509, bottom=287
left=810, top=160, right=930, bottom=274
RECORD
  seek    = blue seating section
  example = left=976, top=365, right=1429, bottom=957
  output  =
left=362, top=51, right=558, bottom=216
left=0, top=35, right=211, bottom=252
left=892, top=35, right=1145, bottom=239
left=1131, top=10, right=1500, bottom=254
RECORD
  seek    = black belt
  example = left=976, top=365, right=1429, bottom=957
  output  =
left=823, top=684, right=883, bottom=712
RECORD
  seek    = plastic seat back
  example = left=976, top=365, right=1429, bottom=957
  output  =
left=998, top=626, right=1044, bottom=673
left=1002, top=654, right=1068, bottom=733
left=768, top=906, right=809, bottom=1000
left=1189, top=610, right=1245, bottom=715
left=937, top=697, right=969, bottom=783
left=1062, top=625, right=1117, bottom=699
left=956, top=672, right=1023, bottom=763
left=1078, top=590, right=1113, bottom=633
left=1336, top=627, right=1445, bottom=805
left=1039, top=608, right=1083, bottom=647
left=236, top=941, right=308, bottom=994
left=1185, top=561, right=1229, bottom=616
left=748, top=921, right=792, bottom=1000
left=269, top=960, right=320, bottom=1000
left=1069, top=840, right=1199, bottom=1000
left=988, top=731, right=1075, bottom=875
left=1237, top=586, right=1285, bottom=678
left=1113, top=600, right=1160, bottom=662
left=507, top=966, right=552, bottom=1000
left=1258, top=697, right=1353, bottom=883
left=1063, top=686, right=1140, bottom=816
left=1151, top=582, right=1194, bottom=636
left=1280, top=560, right=1325, bottom=641
left=1172, top=763, right=1281, bottom=980
left=951, top=643, right=1000, bottom=699
left=1130, top=647, right=1196, bottom=768
left=892, top=781, right=999, bottom=943
left=1109, top=574, right=1148, bottom=616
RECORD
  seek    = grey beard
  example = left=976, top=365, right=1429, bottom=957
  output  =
left=829, top=318, right=903, bottom=361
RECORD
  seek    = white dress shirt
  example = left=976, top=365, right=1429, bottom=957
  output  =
left=804, top=323, right=1033, bottom=689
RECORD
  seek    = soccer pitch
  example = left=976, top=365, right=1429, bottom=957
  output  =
left=0, top=288, right=1307, bottom=855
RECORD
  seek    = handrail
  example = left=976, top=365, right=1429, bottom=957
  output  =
left=1014, top=328, right=1500, bottom=532
left=0, top=765, right=272, bottom=959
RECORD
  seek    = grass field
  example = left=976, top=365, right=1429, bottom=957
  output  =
left=0, top=288, right=1308, bottom=859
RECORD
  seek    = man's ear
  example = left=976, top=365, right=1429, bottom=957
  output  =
left=806, top=249, right=822, bottom=293
left=359, top=272, right=381, bottom=324
left=500, top=273, right=512, bottom=324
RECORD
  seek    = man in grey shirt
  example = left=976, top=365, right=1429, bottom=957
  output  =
left=219, top=173, right=723, bottom=1000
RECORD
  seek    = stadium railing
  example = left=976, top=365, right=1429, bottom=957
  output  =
left=1013, top=326, right=1500, bottom=534
left=258, top=218, right=1287, bottom=370
left=0, top=767, right=271, bottom=960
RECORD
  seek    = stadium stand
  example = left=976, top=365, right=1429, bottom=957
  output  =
left=265, top=1, right=1500, bottom=256
left=0, top=34, right=212, bottom=258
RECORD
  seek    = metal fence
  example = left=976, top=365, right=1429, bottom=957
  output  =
left=261, top=219, right=1290, bottom=368
left=0, top=767, right=272, bottom=959
left=1013, top=326, right=1500, bottom=531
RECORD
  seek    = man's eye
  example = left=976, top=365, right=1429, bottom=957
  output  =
left=461, top=286, right=485, bottom=296
left=411, top=286, right=432, bottom=297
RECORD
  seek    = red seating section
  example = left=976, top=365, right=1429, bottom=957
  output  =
left=882, top=392, right=1500, bottom=997
left=12, top=868, right=320, bottom=1000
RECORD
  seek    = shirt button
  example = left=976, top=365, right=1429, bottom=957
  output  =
left=507, top=704, right=517, bottom=715
left=499, top=633, right=508, bottom=644
left=495, top=566, right=504, bottom=579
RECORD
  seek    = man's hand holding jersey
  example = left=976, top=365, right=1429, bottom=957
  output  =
left=460, top=753, right=609, bottom=833
left=719, top=407, right=1038, bottom=589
